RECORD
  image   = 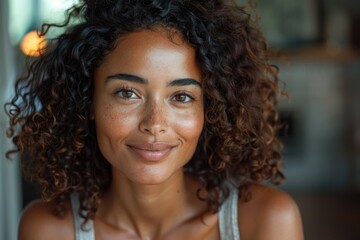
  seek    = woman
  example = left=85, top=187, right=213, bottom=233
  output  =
left=6, top=0, right=303, bottom=239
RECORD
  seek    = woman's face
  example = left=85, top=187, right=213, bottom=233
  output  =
left=93, top=29, right=204, bottom=185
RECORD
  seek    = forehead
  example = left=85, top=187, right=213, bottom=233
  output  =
left=96, top=29, right=202, bottom=81
left=107, top=28, right=194, bottom=60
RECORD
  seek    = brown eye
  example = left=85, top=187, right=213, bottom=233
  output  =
left=115, top=88, right=139, bottom=99
left=172, top=93, right=193, bottom=103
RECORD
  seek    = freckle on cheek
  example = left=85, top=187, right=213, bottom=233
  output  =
left=103, top=104, right=129, bottom=124
left=103, top=104, right=117, bottom=121
left=110, top=112, right=118, bottom=121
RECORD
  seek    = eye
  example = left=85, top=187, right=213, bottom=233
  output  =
left=115, top=88, right=139, bottom=100
left=172, top=92, right=194, bottom=103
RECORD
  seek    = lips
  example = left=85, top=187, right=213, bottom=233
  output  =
left=127, top=142, right=177, bottom=162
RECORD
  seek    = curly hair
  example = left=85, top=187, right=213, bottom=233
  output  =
left=6, top=0, right=285, bottom=222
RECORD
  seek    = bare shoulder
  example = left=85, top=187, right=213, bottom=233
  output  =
left=18, top=199, right=74, bottom=240
left=237, top=184, right=304, bottom=240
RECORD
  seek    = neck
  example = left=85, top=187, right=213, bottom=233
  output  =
left=99, top=170, right=201, bottom=238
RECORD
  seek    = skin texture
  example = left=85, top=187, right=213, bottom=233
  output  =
left=18, top=30, right=303, bottom=240
left=93, top=29, right=204, bottom=186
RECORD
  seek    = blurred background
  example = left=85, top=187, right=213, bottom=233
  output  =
left=1, top=0, right=359, bottom=239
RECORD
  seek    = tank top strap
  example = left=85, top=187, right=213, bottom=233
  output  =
left=219, top=186, right=240, bottom=240
left=70, top=193, right=95, bottom=240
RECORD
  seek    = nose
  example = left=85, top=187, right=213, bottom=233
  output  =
left=139, top=100, right=168, bottom=135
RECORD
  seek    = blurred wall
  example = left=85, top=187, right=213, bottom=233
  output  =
left=0, top=0, right=21, bottom=239
left=234, top=0, right=360, bottom=191
left=278, top=57, right=360, bottom=191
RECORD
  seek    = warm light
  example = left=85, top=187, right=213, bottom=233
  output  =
left=20, top=31, right=47, bottom=57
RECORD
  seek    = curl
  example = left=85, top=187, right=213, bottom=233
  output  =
left=5, top=0, right=285, bottom=223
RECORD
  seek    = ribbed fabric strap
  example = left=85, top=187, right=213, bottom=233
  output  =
left=70, top=193, right=95, bottom=240
left=219, top=187, right=240, bottom=240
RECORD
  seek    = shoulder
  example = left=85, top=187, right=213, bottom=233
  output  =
left=18, top=198, right=74, bottom=240
left=237, top=183, right=304, bottom=240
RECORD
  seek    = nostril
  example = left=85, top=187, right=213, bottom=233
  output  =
left=141, top=123, right=167, bottom=135
left=139, top=102, right=168, bottom=135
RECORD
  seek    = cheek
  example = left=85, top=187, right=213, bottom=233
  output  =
left=173, top=108, right=204, bottom=142
left=94, top=103, right=133, bottom=142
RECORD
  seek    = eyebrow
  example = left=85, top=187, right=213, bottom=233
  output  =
left=106, top=73, right=202, bottom=88
left=167, top=78, right=202, bottom=88
left=106, top=73, right=147, bottom=84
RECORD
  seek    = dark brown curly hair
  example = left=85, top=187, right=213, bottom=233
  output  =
left=6, top=0, right=285, bottom=223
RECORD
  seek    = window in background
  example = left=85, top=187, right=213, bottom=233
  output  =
left=9, top=0, right=34, bottom=45
left=9, top=0, right=78, bottom=46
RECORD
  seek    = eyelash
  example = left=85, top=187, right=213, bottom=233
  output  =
left=171, top=91, right=195, bottom=103
left=114, top=87, right=139, bottom=100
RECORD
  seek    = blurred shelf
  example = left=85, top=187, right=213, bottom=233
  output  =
left=272, top=44, right=359, bottom=63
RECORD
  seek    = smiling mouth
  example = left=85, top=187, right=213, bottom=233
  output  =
left=127, top=143, right=176, bottom=162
